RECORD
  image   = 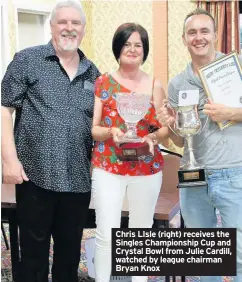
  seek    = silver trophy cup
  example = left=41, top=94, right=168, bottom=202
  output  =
left=170, top=104, right=207, bottom=187
left=175, top=105, right=202, bottom=170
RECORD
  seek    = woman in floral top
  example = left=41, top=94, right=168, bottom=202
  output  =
left=91, top=23, right=170, bottom=282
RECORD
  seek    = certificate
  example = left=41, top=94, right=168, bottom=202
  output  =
left=198, top=51, right=242, bottom=129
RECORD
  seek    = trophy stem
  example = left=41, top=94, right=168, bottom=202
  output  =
left=123, top=122, right=141, bottom=142
left=185, top=136, right=200, bottom=170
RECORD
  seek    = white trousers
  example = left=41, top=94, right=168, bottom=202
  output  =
left=92, top=168, right=162, bottom=282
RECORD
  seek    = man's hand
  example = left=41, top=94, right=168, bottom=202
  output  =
left=156, top=99, right=176, bottom=127
left=203, top=101, right=233, bottom=122
left=2, top=158, right=29, bottom=184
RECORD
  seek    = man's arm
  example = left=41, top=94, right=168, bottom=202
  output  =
left=1, top=106, right=17, bottom=160
left=203, top=103, right=242, bottom=122
left=1, top=51, right=30, bottom=184
left=1, top=106, right=29, bottom=184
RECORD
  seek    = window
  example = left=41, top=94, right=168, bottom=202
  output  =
left=17, top=12, right=46, bottom=50
left=13, top=2, right=52, bottom=51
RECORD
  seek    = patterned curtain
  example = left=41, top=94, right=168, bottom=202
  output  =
left=197, top=1, right=240, bottom=54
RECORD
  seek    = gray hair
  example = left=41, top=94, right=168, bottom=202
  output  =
left=50, top=0, right=86, bottom=25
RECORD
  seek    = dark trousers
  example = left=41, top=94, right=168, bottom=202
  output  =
left=16, top=181, right=91, bottom=282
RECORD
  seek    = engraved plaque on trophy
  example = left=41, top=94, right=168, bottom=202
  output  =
left=115, top=92, right=152, bottom=161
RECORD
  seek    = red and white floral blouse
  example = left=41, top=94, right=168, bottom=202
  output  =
left=91, top=73, right=164, bottom=176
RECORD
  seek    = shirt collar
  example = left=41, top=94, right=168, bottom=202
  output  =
left=185, top=51, right=224, bottom=86
left=44, top=41, right=57, bottom=58
left=44, top=41, right=91, bottom=76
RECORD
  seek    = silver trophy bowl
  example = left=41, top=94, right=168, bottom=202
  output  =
left=116, top=92, right=150, bottom=142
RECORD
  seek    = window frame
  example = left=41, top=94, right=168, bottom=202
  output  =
left=1, top=0, right=11, bottom=78
left=12, top=0, right=52, bottom=51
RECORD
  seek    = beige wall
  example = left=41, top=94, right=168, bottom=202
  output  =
left=81, top=1, right=93, bottom=59
left=152, top=1, right=168, bottom=91
left=88, top=1, right=153, bottom=75
left=168, top=0, right=197, bottom=80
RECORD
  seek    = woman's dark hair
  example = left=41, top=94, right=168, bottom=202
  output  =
left=112, top=23, right=149, bottom=64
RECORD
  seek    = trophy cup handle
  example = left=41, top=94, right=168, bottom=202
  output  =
left=164, top=103, right=179, bottom=136
left=198, top=114, right=209, bottom=135
left=168, top=124, right=179, bottom=136
left=197, top=97, right=209, bottom=135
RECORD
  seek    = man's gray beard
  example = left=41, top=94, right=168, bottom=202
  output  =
left=59, top=40, right=78, bottom=51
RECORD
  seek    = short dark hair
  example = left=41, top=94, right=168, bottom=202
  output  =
left=183, top=8, right=216, bottom=34
left=112, top=23, right=149, bottom=64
